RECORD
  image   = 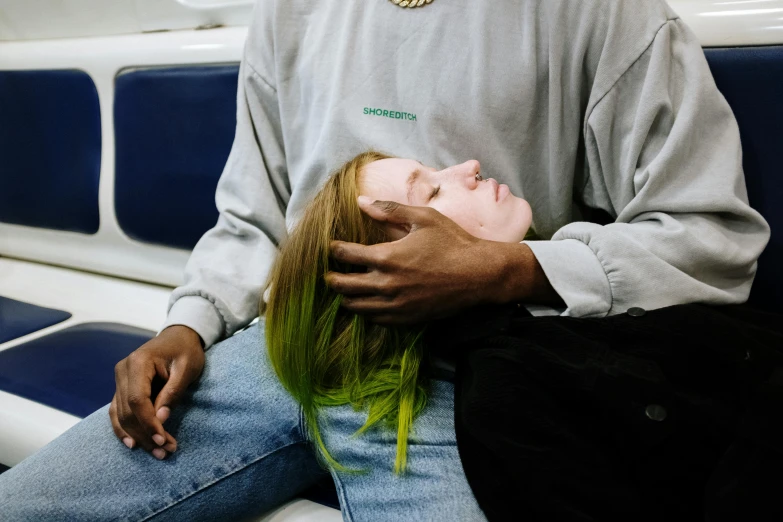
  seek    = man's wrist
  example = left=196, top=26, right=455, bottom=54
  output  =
left=488, top=241, right=564, bottom=307
left=161, top=324, right=205, bottom=349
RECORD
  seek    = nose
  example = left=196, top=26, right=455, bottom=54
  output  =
left=457, top=160, right=481, bottom=188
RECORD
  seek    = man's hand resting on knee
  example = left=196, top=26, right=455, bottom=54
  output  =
left=109, top=325, right=205, bottom=459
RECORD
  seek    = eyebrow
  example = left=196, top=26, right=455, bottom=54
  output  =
left=406, top=168, right=422, bottom=204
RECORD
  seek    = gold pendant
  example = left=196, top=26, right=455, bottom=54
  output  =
left=390, top=0, right=434, bottom=8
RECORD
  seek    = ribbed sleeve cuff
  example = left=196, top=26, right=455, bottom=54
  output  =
left=523, top=238, right=613, bottom=318
left=161, top=296, right=225, bottom=349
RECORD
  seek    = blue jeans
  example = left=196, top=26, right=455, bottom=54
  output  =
left=0, top=322, right=485, bottom=521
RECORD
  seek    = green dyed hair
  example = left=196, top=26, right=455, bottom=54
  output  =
left=263, top=151, right=428, bottom=474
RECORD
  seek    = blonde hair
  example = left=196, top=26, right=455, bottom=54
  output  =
left=264, top=151, right=428, bottom=474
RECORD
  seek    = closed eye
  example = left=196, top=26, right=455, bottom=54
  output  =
left=429, top=185, right=441, bottom=200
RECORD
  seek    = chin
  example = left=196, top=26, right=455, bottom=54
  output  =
left=507, top=196, right=533, bottom=242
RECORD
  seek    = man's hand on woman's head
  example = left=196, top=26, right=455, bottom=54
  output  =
left=326, top=197, right=557, bottom=324
left=109, top=325, right=205, bottom=459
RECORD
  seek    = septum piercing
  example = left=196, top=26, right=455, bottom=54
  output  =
left=475, top=174, right=484, bottom=181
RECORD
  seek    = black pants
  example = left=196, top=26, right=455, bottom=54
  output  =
left=438, top=304, right=783, bottom=522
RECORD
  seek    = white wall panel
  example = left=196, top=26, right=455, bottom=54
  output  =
left=1, top=1, right=783, bottom=46
left=0, top=0, right=140, bottom=41
left=0, top=0, right=252, bottom=41
left=135, top=0, right=254, bottom=34
left=670, top=0, right=783, bottom=46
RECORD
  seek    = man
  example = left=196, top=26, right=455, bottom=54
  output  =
left=0, top=0, right=769, bottom=520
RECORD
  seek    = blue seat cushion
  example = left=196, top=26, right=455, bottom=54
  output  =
left=114, top=65, right=239, bottom=250
left=0, top=296, right=71, bottom=344
left=0, top=70, right=101, bottom=234
left=705, top=46, right=783, bottom=311
left=0, top=323, right=154, bottom=418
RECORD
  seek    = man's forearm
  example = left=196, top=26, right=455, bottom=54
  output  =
left=490, top=241, right=565, bottom=307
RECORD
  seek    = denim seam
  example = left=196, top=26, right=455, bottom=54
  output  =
left=298, top=406, right=350, bottom=519
left=328, top=468, right=354, bottom=522
left=138, top=440, right=308, bottom=522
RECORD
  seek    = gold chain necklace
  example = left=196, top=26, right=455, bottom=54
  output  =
left=390, top=0, right=434, bottom=7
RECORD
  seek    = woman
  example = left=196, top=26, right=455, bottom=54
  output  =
left=265, top=151, right=783, bottom=521
left=263, top=150, right=534, bottom=474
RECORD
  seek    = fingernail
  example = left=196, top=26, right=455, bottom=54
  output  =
left=152, top=434, right=166, bottom=446
left=157, top=407, right=170, bottom=422
left=152, top=448, right=166, bottom=460
left=357, top=195, right=373, bottom=206
left=122, top=437, right=135, bottom=449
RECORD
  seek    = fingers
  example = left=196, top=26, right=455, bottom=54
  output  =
left=324, top=268, right=404, bottom=319
left=330, top=240, right=384, bottom=268
left=111, top=329, right=205, bottom=460
left=340, top=294, right=398, bottom=315
left=339, top=294, right=433, bottom=325
left=357, top=197, right=437, bottom=226
left=341, top=303, right=430, bottom=326
left=325, top=270, right=393, bottom=296
left=114, top=360, right=152, bottom=451
left=114, top=355, right=174, bottom=459
left=156, top=407, right=178, bottom=453
left=126, top=358, right=168, bottom=446
left=109, top=395, right=135, bottom=449
left=152, top=358, right=198, bottom=415
left=157, top=405, right=171, bottom=423
left=364, top=314, right=407, bottom=326
left=332, top=199, right=443, bottom=267
left=148, top=360, right=199, bottom=454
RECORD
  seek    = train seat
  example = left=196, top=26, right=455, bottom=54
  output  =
left=0, top=296, right=71, bottom=345
left=0, top=43, right=341, bottom=520
left=704, top=46, right=783, bottom=312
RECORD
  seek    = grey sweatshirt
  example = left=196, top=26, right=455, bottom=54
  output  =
left=163, top=0, right=770, bottom=349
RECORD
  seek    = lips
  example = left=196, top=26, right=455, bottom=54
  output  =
left=489, top=178, right=499, bottom=201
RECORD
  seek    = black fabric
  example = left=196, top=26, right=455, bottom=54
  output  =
left=434, top=304, right=783, bottom=522
left=299, top=474, right=341, bottom=510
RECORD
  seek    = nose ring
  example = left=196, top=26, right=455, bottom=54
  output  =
left=475, top=174, right=483, bottom=182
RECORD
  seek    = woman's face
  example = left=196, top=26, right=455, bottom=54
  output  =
left=360, top=158, right=532, bottom=243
